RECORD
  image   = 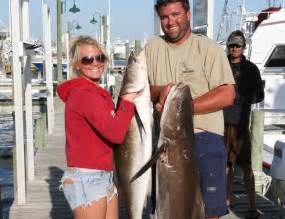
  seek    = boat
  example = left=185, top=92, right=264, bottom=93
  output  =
left=244, top=7, right=285, bottom=169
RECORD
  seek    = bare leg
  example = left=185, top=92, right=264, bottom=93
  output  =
left=242, top=165, right=257, bottom=212
left=224, top=125, right=236, bottom=209
left=73, top=197, right=107, bottom=219
left=226, top=166, right=234, bottom=208
left=106, top=193, right=119, bottom=219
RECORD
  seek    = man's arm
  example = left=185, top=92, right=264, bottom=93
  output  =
left=193, top=84, right=235, bottom=114
left=252, top=65, right=264, bottom=104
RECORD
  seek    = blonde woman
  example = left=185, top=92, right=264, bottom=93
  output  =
left=57, top=36, right=137, bottom=219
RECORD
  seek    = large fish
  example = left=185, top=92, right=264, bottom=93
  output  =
left=132, top=83, right=204, bottom=219
left=114, top=50, right=153, bottom=219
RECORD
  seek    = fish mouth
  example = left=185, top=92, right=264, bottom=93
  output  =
left=176, top=83, right=188, bottom=90
left=120, top=86, right=144, bottom=96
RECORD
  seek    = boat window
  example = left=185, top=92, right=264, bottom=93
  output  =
left=265, top=45, right=285, bottom=67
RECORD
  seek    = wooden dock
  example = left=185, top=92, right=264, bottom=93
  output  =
left=7, top=101, right=285, bottom=219
left=9, top=102, right=72, bottom=219
left=221, top=178, right=285, bottom=219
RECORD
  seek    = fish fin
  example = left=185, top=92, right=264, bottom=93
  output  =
left=134, top=109, right=146, bottom=138
left=130, top=144, right=166, bottom=183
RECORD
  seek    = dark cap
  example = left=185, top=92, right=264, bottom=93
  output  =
left=226, top=30, right=246, bottom=47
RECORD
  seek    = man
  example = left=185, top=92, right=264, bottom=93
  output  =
left=224, top=30, right=264, bottom=218
left=144, top=0, right=236, bottom=218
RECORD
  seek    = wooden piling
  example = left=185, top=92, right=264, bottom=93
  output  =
left=250, top=110, right=265, bottom=194
left=0, top=179, right=2, bottom=219
left=34, top=114, right=46, bottom=148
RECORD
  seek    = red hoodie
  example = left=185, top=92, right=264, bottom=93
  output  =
left=57, top=76, right=135, bottom=170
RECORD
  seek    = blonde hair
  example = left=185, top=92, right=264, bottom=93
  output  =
left=70, top=35, right=108, bottom=74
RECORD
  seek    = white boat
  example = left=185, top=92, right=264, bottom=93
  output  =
left=244, top=7, right=285, bottom=168
left=112, top=39, right=127, bottom=60
left=249, top=8, right=285, bottom=113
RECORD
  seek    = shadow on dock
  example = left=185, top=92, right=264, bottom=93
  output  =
left=46, top=166, right=71, bottom=219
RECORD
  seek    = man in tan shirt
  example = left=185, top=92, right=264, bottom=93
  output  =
left=145, top=0, right=235, bottom=218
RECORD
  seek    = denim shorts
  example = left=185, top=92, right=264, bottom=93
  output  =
left=59, top=168, right=117, bottom=210
left=195, top=131, right=228, bottom=217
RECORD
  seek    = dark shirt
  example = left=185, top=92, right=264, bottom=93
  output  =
left=223, top=55, right=264, bottom=126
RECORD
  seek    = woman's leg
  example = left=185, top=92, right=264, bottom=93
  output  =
left=73, top=197, right=107, bottom=219
left=106, top=194, right=119, bottom=219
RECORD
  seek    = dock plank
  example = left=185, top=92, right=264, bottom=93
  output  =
left=221, top=176, right=285, bottom=219
left=9, top=101, right=72, bottom=219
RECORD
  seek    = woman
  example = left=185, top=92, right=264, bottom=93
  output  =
left=57, top=36, right=137, bottom=219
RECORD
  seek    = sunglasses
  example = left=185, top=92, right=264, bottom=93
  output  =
left=80, top=54, right=106, bottom=65
left=228, top=44, right=242, bottom=48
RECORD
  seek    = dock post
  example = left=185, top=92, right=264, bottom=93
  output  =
left=35, top=100, right=47, bottom=148
left=134, top=40, right=142, bottom=55
left=43, top=2, right=55, bottom=134
left=250, top=109, right=264, bottom=194
left=34, top=114, right=46, bottom=148
left=22, top=0, right=35, bottom=182
left=56, top=0, right=63, bottom=82
left=0, top=179, right=2, bottom=219
left=10, top=0, right=26, bottom=204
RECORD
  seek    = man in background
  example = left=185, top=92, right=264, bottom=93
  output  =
left=224, top=30, right=264, bottom=218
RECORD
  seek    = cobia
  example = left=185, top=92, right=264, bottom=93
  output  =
left=114, top=50, right=153, bottom=219
left=131, top=83, right=204, bottom=219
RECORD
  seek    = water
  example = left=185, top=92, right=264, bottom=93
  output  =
left=0, top=113, right=14, bottom=156
left=0, top=112, right=14, bottom=219
left=0, top=157, right=13, bottom=219
left=0, top=110, right=43, bottom=218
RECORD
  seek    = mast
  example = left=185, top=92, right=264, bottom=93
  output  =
left=216, top=0, right=229, bottom=41
left=207, top=0, right=214, bottom=39
left=192, top=0, right=214, bottom=38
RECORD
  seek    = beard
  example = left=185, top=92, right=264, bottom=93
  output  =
left=162, top=22, right=191, bottom=43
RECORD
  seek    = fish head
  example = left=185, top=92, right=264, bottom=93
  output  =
left=120, top=50, right=147, bottom=95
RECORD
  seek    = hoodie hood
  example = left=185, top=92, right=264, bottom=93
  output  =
left=57, top=77, right=96, bottom=103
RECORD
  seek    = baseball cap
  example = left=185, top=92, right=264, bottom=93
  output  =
left=227, top=36, right=245, bottom=47
left=226, top=30, right=246, bottom=47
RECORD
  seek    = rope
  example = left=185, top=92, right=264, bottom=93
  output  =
left=253, top=170, right=272, bottom=195
left=275, top=179, right=285, bottom=207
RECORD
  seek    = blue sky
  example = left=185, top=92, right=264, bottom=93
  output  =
left=0, top=0, right=283, bottom=42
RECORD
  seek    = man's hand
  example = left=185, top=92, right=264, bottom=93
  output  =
left=150, top=83, right=173, bottom=113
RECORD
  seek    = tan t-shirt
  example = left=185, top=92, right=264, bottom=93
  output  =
left=145, top=34, right=235, bottom=135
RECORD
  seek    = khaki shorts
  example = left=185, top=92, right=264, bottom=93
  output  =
left=224, top=124, right=252, bottom=167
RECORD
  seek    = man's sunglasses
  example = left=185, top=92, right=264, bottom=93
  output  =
left=228, top=44, right=242, bottom=48
left=80, top=54, right=106, bottom=65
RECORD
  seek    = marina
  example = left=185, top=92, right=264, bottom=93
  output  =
left=1, top=0, right=285, bottom=218
left=1, top=102, right=284, bottom=219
